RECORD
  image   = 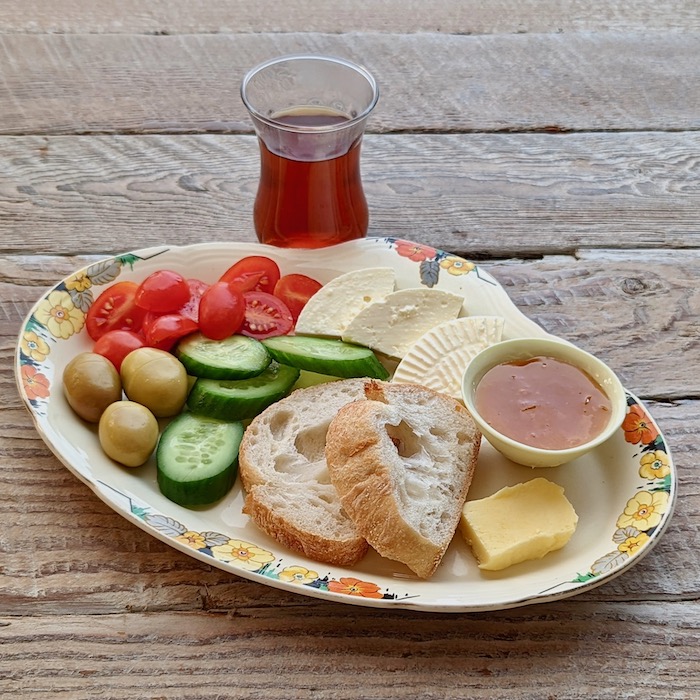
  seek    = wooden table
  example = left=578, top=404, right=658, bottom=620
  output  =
left=2, top=3, right=699, bottom=698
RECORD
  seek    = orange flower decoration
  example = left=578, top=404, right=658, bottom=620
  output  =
left=394, top=240, right=437, bottom=262
left=328, top=576, right=384, bottom=599
left=21, top=364, right=50, bottom=400
left=622, top=404, right=659, bottom=445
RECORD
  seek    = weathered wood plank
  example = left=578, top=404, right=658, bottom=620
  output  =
left=0, top=605, right=698, bottom=699
left=1, top=133, right=699, bottom=257
left=0, top=32, right=697, bottom=134
left=2, top=0, right=698, bottom=35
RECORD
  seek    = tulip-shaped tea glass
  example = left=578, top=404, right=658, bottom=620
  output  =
left=241, top=55, right=379, bottom=248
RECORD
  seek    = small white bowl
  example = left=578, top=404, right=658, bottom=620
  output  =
left=462, top=337, right=627, bottom=468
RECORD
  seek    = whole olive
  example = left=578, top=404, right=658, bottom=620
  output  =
left=62, top=352, right=122, bottom=423
left=98, top=400, right=159, bottom=467
left=120, top=347, right=188, bottom=417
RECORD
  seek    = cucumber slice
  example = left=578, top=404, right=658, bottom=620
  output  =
left=176, top=333, right=270, bottom=379
left=187, top=361, right=300, bottom=421
left=156, top=412, right=243, bottom=507
left=262, top=335, right=389, bottom=380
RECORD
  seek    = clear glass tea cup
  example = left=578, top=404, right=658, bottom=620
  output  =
left=241, top=55, right=379, bottom=248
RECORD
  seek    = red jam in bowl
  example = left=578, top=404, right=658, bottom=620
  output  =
left=474, top=355, right=612, bottom=451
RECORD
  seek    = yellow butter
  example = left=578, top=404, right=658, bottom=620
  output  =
left=460, top=478, right=578, bottom=571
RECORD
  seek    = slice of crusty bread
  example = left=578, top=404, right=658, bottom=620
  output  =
left=325, top=381, right=481, bottom=578
left=238, top=379, right=370, bottom=566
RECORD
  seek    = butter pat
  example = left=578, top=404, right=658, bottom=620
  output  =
left=460, top=478, right=578, bottom=571
left=342, top=288, right=463, bottom=358
left=295, top=267, right=396, bottom=337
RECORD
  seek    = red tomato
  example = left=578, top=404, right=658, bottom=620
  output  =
left=86, top=281, right=147, bottom=341
left=178, top=278, right=209, bottom=322
left=198, top=281, right=245, bottom=340
left=135, top=270, right=190, bottom=313
left=219, top=256, right=281, bottom=294
left=241, top=291, right=294, bottom=340
left=273, top=274, right=323, bottom=321
left=143, top=313, right=198, bottom=351
left=93, top=330, right=145, bottom=371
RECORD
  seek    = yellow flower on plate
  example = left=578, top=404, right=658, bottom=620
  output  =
left=34, top=290, right=85, bottom=339
left=64, top=271, right=93, bottom=294
left=639, top=451, right=670, bottom=480
left=439, top=256, right=475, bottom=276
left=277, top=565, right=319, bottom=585
left=617, top=531, right=650, bottom=556
left=21, top=330, right=50, bottom=362
left=210, top=539, right=275, bottom=571
left=616, top=490, right=669, bottom=531
left=175, top=531, right=206, bottom=550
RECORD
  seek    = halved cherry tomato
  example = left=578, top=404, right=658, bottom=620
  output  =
left=178, top=278, right=209, bottom=322
left=273, top=274, right=323, bottom=321
left=241, top=291, right=294, bottom=340
left=198, top=281, right=245, bottom=340
left=143, top=313, right=198, bottom=351
left=135, top=270, right=190, bottom=313
left=219, top=256, right=280, bottom=294
left=93, top=330, right=146, bottom=371
left=86, top=281, right=147, bottom=341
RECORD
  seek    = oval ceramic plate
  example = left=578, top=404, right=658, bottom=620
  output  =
left=15, top=238, right=676, bottom=612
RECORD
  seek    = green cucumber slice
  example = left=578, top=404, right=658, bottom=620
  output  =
left=156, top=412, right=243, bottom=507
left=187, top=361, right=300, bottom=421
left=175, top=333, right=270, bottom=379
left=262, top=335, right=389, bottom=380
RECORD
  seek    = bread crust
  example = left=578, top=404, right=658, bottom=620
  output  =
left=326, top=383, right=480, bottom=578
left=242, top=487, right=369, bottom=566
left=237, top=379, right=370, bottom=567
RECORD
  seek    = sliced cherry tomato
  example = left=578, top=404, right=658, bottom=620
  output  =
left=241, top=291, right=294, bottom=340
left=178, top=278, right=209, bottom=322
left=86, top=281, right=147, bottom=341
left=273, top=274, right=323, bottom=321
left=92, top=330, right=146, bottom=371
left=143, top=313, right=198, bottom=351
left=219, top=256, right=281, bottom=294
left=198, top=281, right=246, bottom=340
left=135, top=270, right=190, bottom=313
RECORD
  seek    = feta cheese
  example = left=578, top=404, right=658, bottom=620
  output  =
left=342, top=288, right=463, bottom=358
left=295, top=267, right=396, bottom=337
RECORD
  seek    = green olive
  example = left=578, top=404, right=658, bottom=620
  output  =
left=98, top=400, right=159, bottom=467
left=120, top=347, right=188, bottom=417
left=62, top=352, right=122, bottom=423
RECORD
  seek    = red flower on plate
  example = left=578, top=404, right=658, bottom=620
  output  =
left=394, top=240, right=437, bottom=263
left=622, top=404, right=658, bottom=445
left=328, top=576, right=384, bottom=599
left=21, top=364, right=50, bottom=401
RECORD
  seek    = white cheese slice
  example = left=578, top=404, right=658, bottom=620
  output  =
left=392, top=316, right=505, bottom=400
left=295, top=267, right=396, bottom=337
left=342, top=288, right=463, bottom=359
left=460, top=478, right=579, bottom=571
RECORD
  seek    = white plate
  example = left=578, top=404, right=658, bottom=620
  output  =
left=15, top=237, right=676, bottom=612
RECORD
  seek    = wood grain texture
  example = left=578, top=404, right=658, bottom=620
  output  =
left=0, top=32, right=698, bottom=135
left=2, top=5, right=698, bottom=696
left=3, top=0, right=699, bottom=35
left=2, top=133, right=699, bottom=257
left=0, top=604, right=699, bottom=699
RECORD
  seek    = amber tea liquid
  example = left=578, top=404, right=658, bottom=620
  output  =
left=253, top=107, right=369, bottom=248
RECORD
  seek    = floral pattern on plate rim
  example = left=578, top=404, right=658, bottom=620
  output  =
left=15, top=237, right=673, bottom=603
